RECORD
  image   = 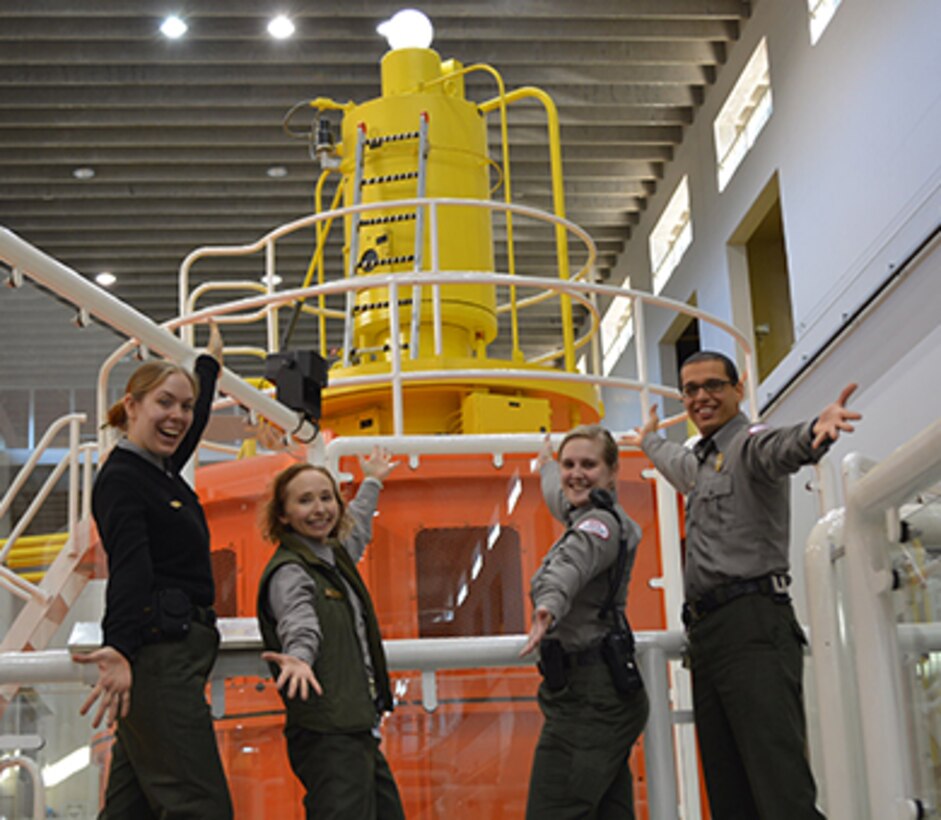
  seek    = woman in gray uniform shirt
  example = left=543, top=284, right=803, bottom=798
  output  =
left=520, top=425, right=649, bottom=819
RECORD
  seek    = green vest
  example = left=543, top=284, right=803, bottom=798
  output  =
left=256, top=533, right=393, bottom=734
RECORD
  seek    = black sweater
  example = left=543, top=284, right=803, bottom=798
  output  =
left=93, top=355, right=220, bottom=661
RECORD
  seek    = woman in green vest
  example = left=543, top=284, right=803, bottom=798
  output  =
left=257, top=450, right=405, bottom=820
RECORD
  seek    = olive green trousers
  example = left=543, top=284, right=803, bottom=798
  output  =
left=285, top=726, right=405, bottom=820
left=688, top=594, right=826, bottom=819
left=99, top=623, right=233, bottom=820
left=526, top=663, right=649, bottom=819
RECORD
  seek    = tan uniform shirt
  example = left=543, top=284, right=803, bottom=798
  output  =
left=641, top=412, right=829, bottom=602
left=531, top=462, right=642, bottom=652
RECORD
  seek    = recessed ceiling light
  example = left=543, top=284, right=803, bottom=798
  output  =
left=266, top=165, right=288, bottom=178
left=72, top=167, right=95, bottom=180
left=160, top=16, right=188, bottom=39
left=268, top=15, right=295, bottom=39
left=95, top=271, right=116, bottom=287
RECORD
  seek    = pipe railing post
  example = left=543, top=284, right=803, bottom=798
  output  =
left=430, top=201, right=442, bottom=357
left=633, top=297, right=650, bottom=419
left=638, top=640, right=680, bottom=819
left=67, top=415, right=80, bottom=542
left=265, top=239, right=278, bottom=353
left=388, top=280, right=404, bottom=436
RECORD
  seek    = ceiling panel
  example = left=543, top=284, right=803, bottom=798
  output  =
left=0, top=0, right=751, bottom=400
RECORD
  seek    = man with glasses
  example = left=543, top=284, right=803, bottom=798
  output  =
left=624, top=350, right=860, bottom=819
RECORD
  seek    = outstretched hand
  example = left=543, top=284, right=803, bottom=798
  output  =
left=519, top=606, right=554, bottom=659
left=72, top=647, right=132, bottom=729
left=261, top=651, right=324, bottom=700
left=359, top=446, right=398, bottom=483
left=620, top=404, right=660, bottom=448
left=812, top=383, right=862, bottom=448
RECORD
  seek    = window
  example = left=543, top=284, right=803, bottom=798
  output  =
left=414, top=526, right=524, bottom=638
left=808, top=0, right=843, bottom=44
left=601, top=284, right=633, bottom=377
left=649, top=176, right=692, bottom=295
left=714, top=38, right=772, bottom=192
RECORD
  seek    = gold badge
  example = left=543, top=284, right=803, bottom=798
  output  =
left=324, top=588, right=344, bottom=600
left=715, top=453, right=724, bottom=472
left=169, top=499, right=183, bottom=509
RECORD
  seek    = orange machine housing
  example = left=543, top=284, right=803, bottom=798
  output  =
left=193, top=448, right=667, bottom=819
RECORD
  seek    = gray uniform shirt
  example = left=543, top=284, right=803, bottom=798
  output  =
left=641, top=412, right=829, bottom=602
left=531, top=461, right=642, bottom=652
left=267, top=477, right=381, bottom=677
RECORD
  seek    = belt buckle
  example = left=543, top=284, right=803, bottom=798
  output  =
left=770, top=574, right=789, bottom=595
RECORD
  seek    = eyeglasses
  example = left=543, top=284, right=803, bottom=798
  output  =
left=680, top=379, right=733, bottom=398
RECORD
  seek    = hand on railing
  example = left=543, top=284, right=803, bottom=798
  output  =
left=255, top=418, right=289, bottom=451
left=812, top=383, right=862, bottom=448
left=72, top=646, right=132, bottom=728
left=261, top=651, right=323, bottom=700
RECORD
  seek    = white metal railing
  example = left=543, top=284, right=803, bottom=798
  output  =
left=0, top=413, right=88, bottom=605
left=0, top=227, right=319, bottom=458
left=0, top=733, right=45, bottom=820
left=0, top=622, right=690, bottom=820
left=3, top=211, right=758, bottom=458
left=174, top=197, right=760, bottom=430
left=806, top=414, right=941, bottom=820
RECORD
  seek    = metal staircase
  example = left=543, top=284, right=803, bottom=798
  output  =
left=0, top=414, right=98, bottom=718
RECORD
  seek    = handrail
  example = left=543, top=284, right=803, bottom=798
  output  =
left=172, top=196, right=758, bottom=433
left=4, top=624, right=688, bottom=820
left=169, top=266, right=754, bottom=431
left=0, top=755, right=44, bottom=820
left=176, top=196, right=598, bottom=366
left=804, top=414, right=941, bottom=819
left=0, top=412, right=86, bottom=605
left=0, top=226, right=318, bottom=456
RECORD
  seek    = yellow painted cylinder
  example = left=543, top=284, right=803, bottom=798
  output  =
left=340, top=48, right=496, bottom=361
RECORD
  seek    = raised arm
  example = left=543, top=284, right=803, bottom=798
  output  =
left=169, top=322, right=222, bottom=472
left=623, top=405, right=698, bottom=494
left=344, top=446, right=398, bottom=562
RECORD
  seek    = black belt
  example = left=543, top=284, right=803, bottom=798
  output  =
left=683, top=573, right=790, bottom=627
left=562, top=644, right=607, bottom=669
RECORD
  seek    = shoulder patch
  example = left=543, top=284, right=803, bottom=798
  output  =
left=576, top=517, right=610, bottom=540
left=748, top=423, right=770, bottom=435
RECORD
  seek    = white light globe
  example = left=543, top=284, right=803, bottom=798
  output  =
left=377, top=9, right=433, bottom=50
left=268, top=15, right=295, bottom=40
left=160, top=16, right=188, bottom=39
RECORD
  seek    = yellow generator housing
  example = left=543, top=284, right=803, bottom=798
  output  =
left=319, top=47, right=601, bottom=435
